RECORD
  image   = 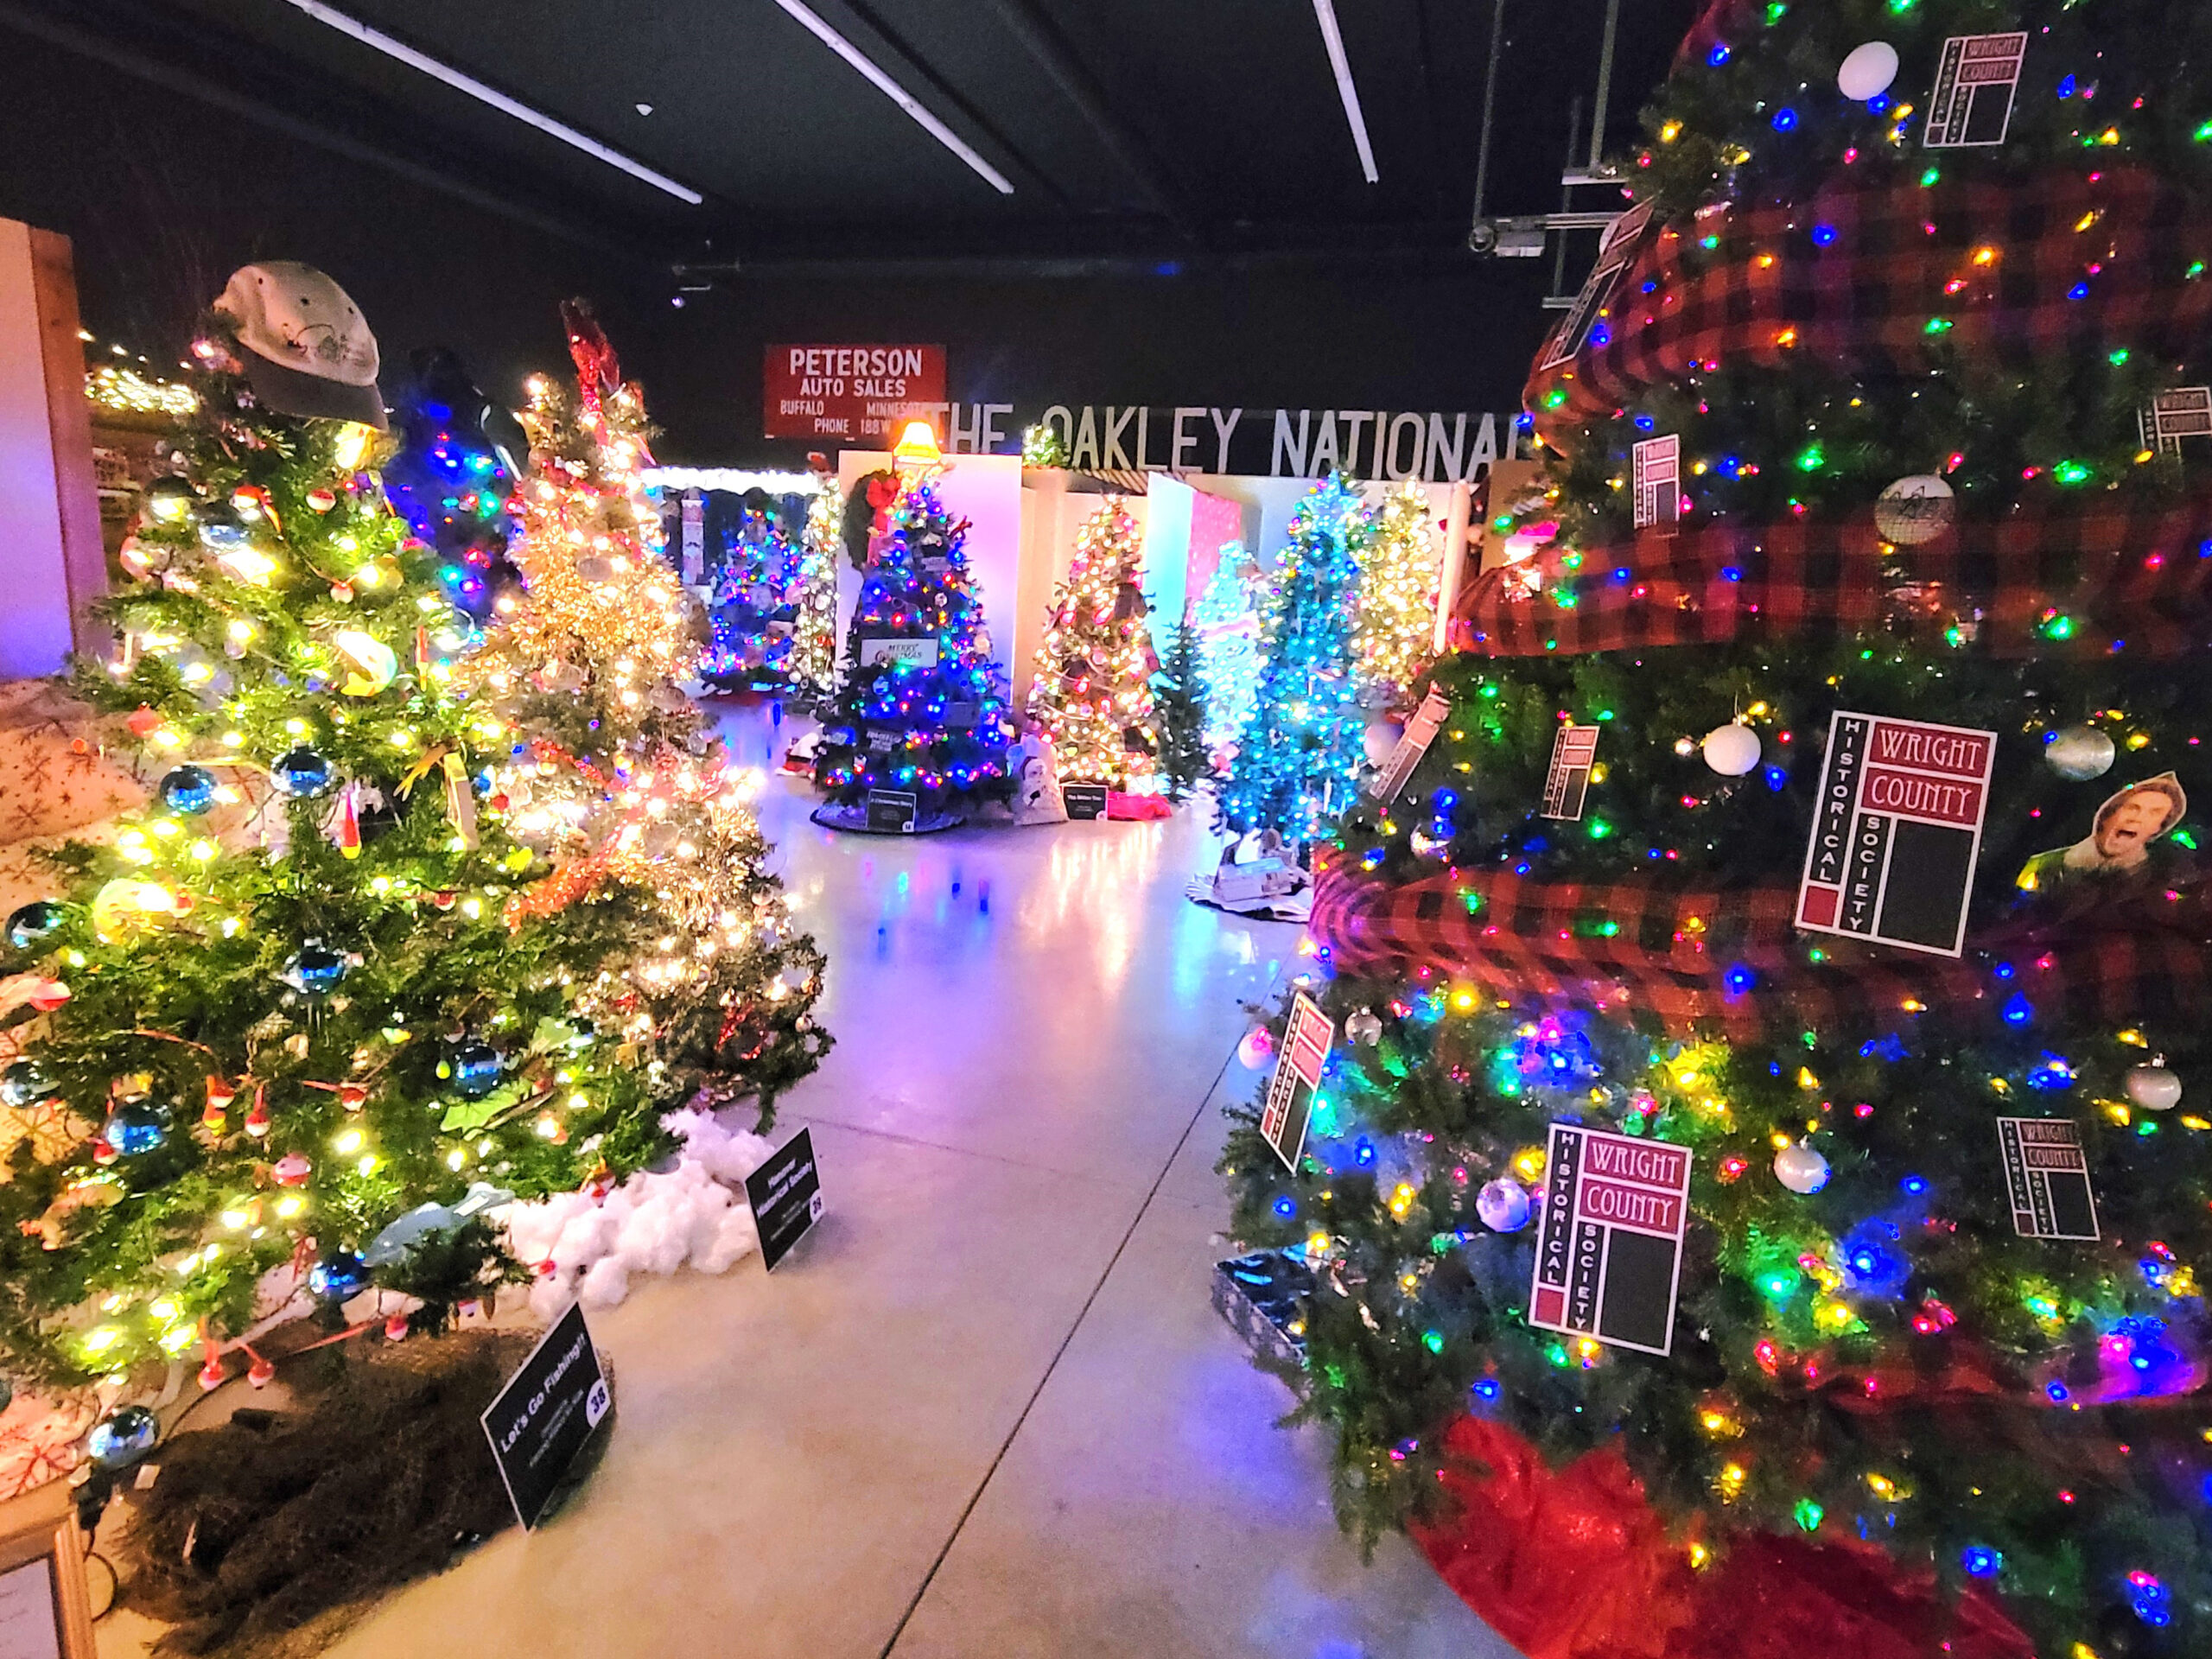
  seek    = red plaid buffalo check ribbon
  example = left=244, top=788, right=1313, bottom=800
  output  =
left=1464, top=167, right=2212, bottom=661
left=1452, top=495, right=2212, bottom=660
left=1309, top=862, right=2212, bottom=1041
left=1527, top=168, right=2212, bottom=457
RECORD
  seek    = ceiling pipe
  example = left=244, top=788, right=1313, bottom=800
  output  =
left=972, top=0, right=1199, bottom=241
left=0, top=0, right=647, bottom=261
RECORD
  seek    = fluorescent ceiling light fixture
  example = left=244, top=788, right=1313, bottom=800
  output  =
left=282, top=0, right=703, bottom=203
left=769, top=0, right=1014, bottom=195
left=1309, top=0, right=1378, bottom=184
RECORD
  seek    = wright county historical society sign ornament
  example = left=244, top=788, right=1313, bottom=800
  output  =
left=1528, top=1123, right=1694, bottom=1357
left=1796, top=713, right=1997, bottom=958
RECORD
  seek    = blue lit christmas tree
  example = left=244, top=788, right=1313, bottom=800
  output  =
left=702, top=508, right=800, bottom=690
left=810, top=476, right=1010, bottom=829
left=382, top=349, right=514, bottom=623
left=1192, top=548, right=1263, bottom=754
left=1215, top=474, right=1370, bottom=842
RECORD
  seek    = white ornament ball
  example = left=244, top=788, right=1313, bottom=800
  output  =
left=1701, top=722, right=1763, bottom=777
left=1836, top=41, right=1900, bottom=102
left=1874, top=474, right=1956, bottom=546
left=1773, top=1142, right=1831, bottom=1195
left=1344, top=1008, right=1383, bottom=1046
left=1363, top=717, right=1403, bottom=768
left=2126, top=1062, right=2183, bottom=1113
left=1476, top=1179, right=1531, bottom=1233
left=2044, top=725, right=2116, bottom=783
left=1236, top=1027, right=1275, bottom=1070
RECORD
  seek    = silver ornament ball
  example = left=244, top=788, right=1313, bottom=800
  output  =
left=1836, top=41, right=1900, bottom=101
left=1476, top=1179, right=1531, bottom=1233
left=2044, top=725, right=2116, bottom=783
left=1701, top=723, right=1762, bottom=777
left=1773, top=1142, right=1831, bottom=1194
left=2126, top=1062, right=2183, bottom=1113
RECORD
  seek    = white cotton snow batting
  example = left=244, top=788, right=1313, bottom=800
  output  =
left=497, top=1108, right=779, bottom=1319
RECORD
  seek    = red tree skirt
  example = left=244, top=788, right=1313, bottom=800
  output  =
left=1407, top=1416, right=2033, bottom=1659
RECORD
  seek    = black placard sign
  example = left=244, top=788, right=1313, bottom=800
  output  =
left=1528, top=1122, right=1692, bottom=1357
left=1259, top=993, right=1334, bottom=1173
left=866, top=789, right=918, bottom=832
left=1064, top=782, right=1109, bottom=820
left=480, top=1301, right=611, bottom=1530
left=1541, top=725, right=1599, bottom=821
left=1998, top=1117, right=2100, bottom=1240
left=746, top=1126, right=824, bottom=1271
left=1795, top=711, right=1995, bottom=957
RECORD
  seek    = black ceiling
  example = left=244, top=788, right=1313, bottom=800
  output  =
left=8, top=0, right=1697, bottom=270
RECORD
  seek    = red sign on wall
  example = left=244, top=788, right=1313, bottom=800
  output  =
left=763, top=345, right=946, bottom=442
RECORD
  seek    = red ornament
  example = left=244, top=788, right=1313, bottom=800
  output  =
left=305, top=487, right=337, bottom=513
left=384, top=1313, right=410, bottom=1342
left=91, top=1136, right=117, bottom=1166
left=246, top=1351, right=276, bottom=1389
left=244, top=1084, right=270, bottom=1137
left=272, top=1152, right=311, bottom=1187
left=199, top=1349, right=226, bottom=1391
left=125, top=705, right=162, bottom=739
left=330, top=582, right=354, bottom=604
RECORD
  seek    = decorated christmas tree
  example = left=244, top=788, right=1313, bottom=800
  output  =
left=810, top=458, right=1012, bottom=831
left=1192, top=549, right=1262, bottom=756
left=702, top=506, right=799, bottom=690
left=1151, top=620, right=1212, bottom=803
left=380, top=348, right=516, bottom=625
left=1025, top=497, right=1158, bottom=789
left=1351, top=480, right=1439, bottom=706
left=1224, top=5, right=2212, bottom=1655
left=458, top=302, right=827, bottom=1101
left=787, top=461, right=842, bottom=704
left=1214, top=473, right=1370, bottom=842
left=0, top=266, right=672, bottom=1386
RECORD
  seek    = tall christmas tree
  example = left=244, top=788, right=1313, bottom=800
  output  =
left=1351, top=480, right=1438, bottom=706
left=458, top=302, right=827, bottom=1103
left=1215, top=473, right=1370, bottom=842
left=0, top=266, right=671, bottom=1386
left=1225, top=5, right=2212, bottom=1655
left=380, top=348, right=516, bottom=625
left=1025, top=497, right=1158, bottom=789
left=810, top=462, right=1011, bottom=830
left=786, top=459, right=842, bottom=705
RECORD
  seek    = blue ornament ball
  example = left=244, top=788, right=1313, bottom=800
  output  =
left=159, top=764, right=219, bottom=816
left=308, top=1249, right=369, bottom=1304
left=104, top=1099, right=171, bottom=1157
left=88, top=1404, right=159, bottom=1469
left=281, top=941, right=348, bottom=997
left=0, top=1059, right=51, bottom=1109
left=445, top=1040, right=503, bottom=1100
left=5, top=900, right=65, bottom=951
left=270, top=746, right=334, bottom=798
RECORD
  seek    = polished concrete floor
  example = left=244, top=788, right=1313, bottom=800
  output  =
left=104, top=706, right=1509, bottom=1659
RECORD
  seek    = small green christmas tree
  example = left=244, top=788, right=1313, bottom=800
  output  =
left=1152, top=620, right=1212, bottom=803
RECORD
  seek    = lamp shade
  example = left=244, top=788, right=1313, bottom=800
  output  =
left=892, top=421, right=942, bottom=467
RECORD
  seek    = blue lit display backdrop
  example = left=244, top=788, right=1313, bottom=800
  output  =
left=810, top=478, right=1011, bottom=826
